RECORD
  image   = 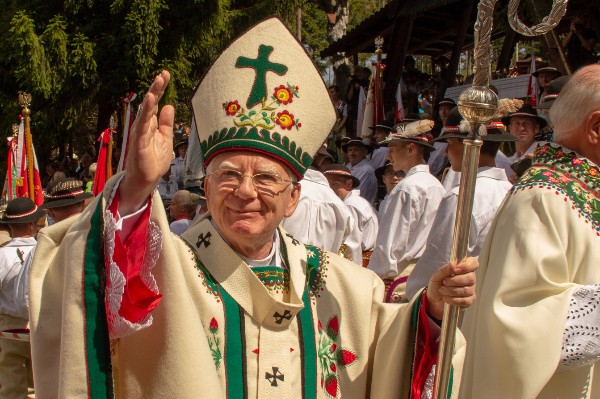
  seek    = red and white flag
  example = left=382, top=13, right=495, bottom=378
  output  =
left=360, top=73, right=375, bottom=139
left=395, top=77, right=406, bottom=123
left=527, top=57, right=538, bottom=107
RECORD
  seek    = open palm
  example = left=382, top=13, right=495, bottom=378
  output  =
left=120, top=70, right=175, bottom=214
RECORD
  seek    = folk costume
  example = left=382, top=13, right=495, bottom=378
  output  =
left=460, top=143, right=600, bottom=398
left=406, top=119, right=514, bottom=299
left=0, top=198, right=46, bottom=399
left=281, top=168, right=357, bottom=257
left=29, top=18, right=465, bottom=399
left=368, top=120, right=444, bottom=302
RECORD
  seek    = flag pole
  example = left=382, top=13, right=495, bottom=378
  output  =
left=432, top=0, right=568, bottom=397
left=18, top=92, right=35, bottom=203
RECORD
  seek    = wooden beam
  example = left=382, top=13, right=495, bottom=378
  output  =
left=383, top=14, right=414, bottom=111
left=497, top=28, right=518, bottom=74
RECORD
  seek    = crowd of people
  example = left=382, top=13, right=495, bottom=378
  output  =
left=0, top=15, right=598, bottom=399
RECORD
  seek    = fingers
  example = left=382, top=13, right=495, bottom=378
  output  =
left=136, top=71, right=171, bottom=146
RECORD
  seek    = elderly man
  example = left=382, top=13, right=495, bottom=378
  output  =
left=368, top=120, right=445, bottom=302
left=502, top=104, right=546, bottom=161
left=323, top=164, right=379, bottom=266
left=29, top=19, right=476, bottom=398
left=168, top=189, right=199, bottom=235
left=343, top=139, right=378, bottom=204
left=0, top=198, right=46, bottom=399
left=460, top=64, right=600, bottom=398
left=533, top=66, right=561, bottom=95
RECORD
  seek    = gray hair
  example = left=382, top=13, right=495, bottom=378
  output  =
left=550, top=65, right=600, bottom=141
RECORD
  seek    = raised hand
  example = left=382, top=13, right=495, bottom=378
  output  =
left=119, top=71, right=175, bottom=215
left=425, top=257, right=478, bottom=321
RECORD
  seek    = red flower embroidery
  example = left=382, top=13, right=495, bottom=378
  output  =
left=331, top=343, right=337, bottom=352
left=276, top=110, right=295, bottom=130
left=590, top=168, right=598, bottom=177
left=224, top=100, right=241, bottom=116
left=209, top=317, right=218, bottom=333
left=572, top=158, right=583, bottom=165
left=337, top=349, right=358, bottom=366
left=273, top=85, right=293, bottom=104
left=325, top=375, right=339, bottom=397
left=331, top=363, right=337, bottom=372
left=327, top=316, right=339, bottom=339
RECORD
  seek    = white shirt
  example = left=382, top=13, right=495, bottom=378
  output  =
left=170, top=218, right=193, bottom=235
left=157, top=175, right=179, bottom=200
left=507, top=141, right=542, bottom=163
left=172, top=156, right=186, bottom=187
left=347, top=159, right=378, bottom=205
left=343, top=189, right=379, bottom=254
left=369, top=147, right=388, bottom=170
left=282, top=168, right=358, bottom=258
left=442, top=168, right=460, bottom=192
left=0, top=237, right=37, bottom=318
left=495, top=150, right=514, bottom=180
left=428, top=142, right=449, bottom=177
left=368, top=164, right=445, bottom=279
left=406, top=167, right=511, bottom=299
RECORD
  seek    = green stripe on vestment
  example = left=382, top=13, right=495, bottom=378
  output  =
left=300, top=245, right=319, bottom=399
left=83, top=200, right=113, bottom=398
left=220, top=287, right=246, bottom=399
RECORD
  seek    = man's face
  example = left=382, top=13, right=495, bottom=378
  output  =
left=445, top=138, right=464, bottom=172
left=509, top=116, right=539, bottom=148
left=439, top=104, right=453, bottom=124
left=387, top=142, right=411, bottom=172
left=536, top=72, right=556, bottom=90
left=347, top=144, right=368, bottom=165
left=373, top=129, right=389, bottom=144
left=177, top=145, right=188, bottom=158
left=382, top=165, right=403, bottom=193
left=325, top=175, right=351, bottom=200
left=205, top=151, right=300, bottom=245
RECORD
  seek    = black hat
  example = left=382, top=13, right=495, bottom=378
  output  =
left=0, top=197, right=46, bottom=224
left=41, top=178, right=93, bottom=209
left=532, top=66, right=561, bottom=78
left=437, top=98, right=457, bottom=107
left=537, top=75, right=571, bottom=110
left=436, top=108, right=516, bottom=142
left=175, top=139, right=189, bottom=149
left=369, top=119, right=394, bottom=132
left=342, top=139, right=373, bottom=153
left=380, top=120, right=436, bottom=150
left=501, top=104, right=547, bottom=129
left=322, top=164, right=360, bottom=188
left=375, top=161, right=405, bottom=183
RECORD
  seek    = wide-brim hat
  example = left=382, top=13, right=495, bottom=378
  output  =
left=369, top=119, right=394, bottom=132
left=501, top=104, right=547, bottom=128
left=375, top=161, right=399, bottom=182
left=436, top=108, right=516, bottom=142
left=0, top=197, right=46, bottom=224
left=342, top=139, right=373, bottom=153
left=175, top=139, right=189, bottom=149
left=537, top=75, right=570, bottom=110
left=380, top=120, right=436, bottom=150
left=322, top=164, right=360, bottom=188
left=437, top=98, right=456, bottom=107
left=192, top=18, right=336, bottom=180
left=41, top=178, right=93, bottom=209
left=532, top=66, right=561, bottom=78
left=315, top=146, right=336, bottom=162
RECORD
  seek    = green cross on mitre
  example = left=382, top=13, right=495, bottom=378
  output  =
left=235, top=44, right=288, bottom=108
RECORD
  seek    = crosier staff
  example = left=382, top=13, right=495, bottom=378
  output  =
left=432, top=0, right=568, bottom=397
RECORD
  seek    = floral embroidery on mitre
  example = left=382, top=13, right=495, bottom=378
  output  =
left=224, top=82, right=301, bottom=131
left=104, top=209, right=162, bottom=339
left=513, top=143, right=600, bottom=235
left=317, top=316, right=358, bottom=398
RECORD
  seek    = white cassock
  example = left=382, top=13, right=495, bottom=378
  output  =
left=282, top=168, right=359, bottom=260
left=342, top=189, right=379, bottom=254
left=406, top=167, right=511, bottom=299
left=460, top=144, right=600, bottom=398
left=368, top=164, right=445, bottom=280
left=369, top=147, right=388, bottom=170
left=346, top=159, right=378, bottom=205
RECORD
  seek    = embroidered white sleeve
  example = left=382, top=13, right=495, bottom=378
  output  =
left=421, top=364, right=435, bottom=399
left=560, top=284, right=600, bottom=370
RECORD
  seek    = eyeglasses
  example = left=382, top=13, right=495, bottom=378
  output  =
left=384, top=171, right=405, bottom=178
left=208, top=169, right=295, bottom=194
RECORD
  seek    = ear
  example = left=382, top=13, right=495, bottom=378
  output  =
left=586, top=110, right=600, bottom=145
left=344, top=178, right=354, bottom=191
left=284, top=183, right=302, bottom=217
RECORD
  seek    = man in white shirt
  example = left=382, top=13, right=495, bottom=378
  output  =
left=156, top=168, right=178, bottom=203
left=368, top=120, right=393, bottom=170
left=172, top=139, right=188, bottom=189
left=0, top=198, right=46, bottom=399
left=368, top=120, right=445, bottom=302
left=323, top=164, right=379, bottom=266
left=343, top=139, right=377, bottom=205
left=168, top=190, right=199, bottom=235
left=407, top=114, right=514, bottom=299
left=281, top=166, right=358, bottom=259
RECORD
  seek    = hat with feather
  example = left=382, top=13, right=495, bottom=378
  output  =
left=191, top=18, right=336, bottom=179
left=435, top=105, right=517, bottom=143
left=379, top=119, right=436, bottom=150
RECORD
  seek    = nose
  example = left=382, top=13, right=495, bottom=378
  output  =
left=234, top=175, right=258, bottom=200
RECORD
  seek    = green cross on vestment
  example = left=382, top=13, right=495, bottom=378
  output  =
left=235, top=44, right=288, bottom=108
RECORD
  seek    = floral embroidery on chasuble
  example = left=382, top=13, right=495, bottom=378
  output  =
left=181, top=218, right=360, bottom=399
